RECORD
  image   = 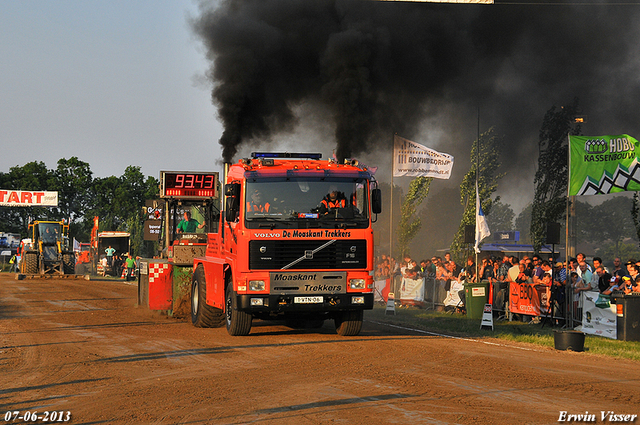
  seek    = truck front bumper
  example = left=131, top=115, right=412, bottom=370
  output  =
left=236, top=292, right=374, bottom=312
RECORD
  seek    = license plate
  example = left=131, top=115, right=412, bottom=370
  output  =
left=294, top=296, right=323, bottom=304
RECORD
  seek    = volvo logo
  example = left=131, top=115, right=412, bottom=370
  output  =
left=260, top=246, right=267, bottom=253
left=350, top=246, right=357, bottom=252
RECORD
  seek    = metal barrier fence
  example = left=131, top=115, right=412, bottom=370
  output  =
left=388, top=274, right=580, bottom=326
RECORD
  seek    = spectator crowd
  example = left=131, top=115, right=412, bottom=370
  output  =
left=374, top=252, right=640, bottom=315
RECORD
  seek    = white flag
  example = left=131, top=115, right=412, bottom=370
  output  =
left=393, top=135, right=454, bottom=179
left=475, top=181, right=490, bottom=253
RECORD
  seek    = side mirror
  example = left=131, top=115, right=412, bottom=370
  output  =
left=225, top=198, right=238, bottom=222
left=371, top=188, right=382, bottom=214
left=224, top=183, right=241, bottom=222
left=225, top=183, right=240, bottom=197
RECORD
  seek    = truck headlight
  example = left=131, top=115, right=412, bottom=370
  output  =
left=351, top=296, right=365, bottom=304
left=249, top=280, right=265, bottom=291
left=349, top=279, right=366, bottom=290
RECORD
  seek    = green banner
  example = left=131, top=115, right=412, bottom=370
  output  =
left=569, top=134, right=640, bottom=196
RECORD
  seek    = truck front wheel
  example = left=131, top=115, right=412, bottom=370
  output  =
left=334, top=310, right=363, bottom=336
left=191, top=265, right=224, bottom=328
left=225, top=278, right=252, bottom=336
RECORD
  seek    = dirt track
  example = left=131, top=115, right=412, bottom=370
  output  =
left=1, top=273, right=639, bottom=424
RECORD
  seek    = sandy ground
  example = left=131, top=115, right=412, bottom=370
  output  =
left=1, top=272, right=638, bottom=424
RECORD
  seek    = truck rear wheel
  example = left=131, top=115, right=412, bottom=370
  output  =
left=191, top=265, right=224, bottom=328
left=334, top=310, right=363, bottom=336
left=24, top=252, right=39, bottom=274
left=225, top=278, right=252, bottom=336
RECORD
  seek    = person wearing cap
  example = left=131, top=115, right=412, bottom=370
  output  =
left=554, top=261, right=567, bottom=286
left=625, top=259, right=637, bottom=277
left=621, top=276, right=635, bottom=294
left=246, top=189, right=271, bottom=213
left=603, top=275, right=627, bottom=295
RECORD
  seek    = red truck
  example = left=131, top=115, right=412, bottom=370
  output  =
left=191, top=152, right=381, bottom=336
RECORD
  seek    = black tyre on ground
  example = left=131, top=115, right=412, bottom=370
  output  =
left=225, top=278, right=252, bottom=336
left=24, top=252, right=39, bottom=274
left=334, top=310, right=363, bottom=336
left=191, top=265, right=224, bottom=328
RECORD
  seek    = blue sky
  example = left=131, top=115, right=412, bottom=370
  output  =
left=1, top=0, right=224, bottom=179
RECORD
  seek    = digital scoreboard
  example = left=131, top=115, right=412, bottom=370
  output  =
left=160, top=171, right=218, bottom=199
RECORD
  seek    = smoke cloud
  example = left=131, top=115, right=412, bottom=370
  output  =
left=191, top=0, right=640, bottom=171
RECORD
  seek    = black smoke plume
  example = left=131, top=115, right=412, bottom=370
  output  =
left=192, top=0, right=640, bottom=165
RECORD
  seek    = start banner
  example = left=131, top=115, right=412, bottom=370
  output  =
left=0, top=190, right=58, bottom=207
left=509, top=281, right=551, bottom=316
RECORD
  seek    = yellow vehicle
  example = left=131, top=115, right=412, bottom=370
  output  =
left=20, top=220, right=75, bottom=275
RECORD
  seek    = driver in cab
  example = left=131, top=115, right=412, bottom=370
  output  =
left=319, top=185, right=347, bottom=215
left=247, top=189, right=270, bottom=213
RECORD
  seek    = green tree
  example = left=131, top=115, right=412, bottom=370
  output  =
left=486, top=200, right=514, bottom=232
left=372, top=181, right=403, bottom=257
left=531, top=99, right=581, bottom=252
left=583, top=196, right=636, bottom=258
left=631, top=192, right=640, bottom=247
left=0, top=161, right=55, bottom=235
left=52, top=157, right=93, bottom=240
left=412, top=187, right=464, bottom=259
left=85, top=167, right=158, bottom=240
left=515, top=203, right=532, bottom=244
left=396, top=177, right=432, bottom=258
left=450, top=127, right=504, bottom=263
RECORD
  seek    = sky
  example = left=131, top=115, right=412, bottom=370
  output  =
left=2, top=0, right=640, bottom=217
left=1, top=0, right=223, bottom=179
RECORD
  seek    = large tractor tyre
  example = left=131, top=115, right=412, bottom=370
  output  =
left=334, top=310, right=363, bottom=336
left=191, top=265, right=224, bottom=328
left=62, top=253, right=75, bottom=274
left=24, top=252, right=39, bottom=274
left=225, top=278, right=252, bottom=336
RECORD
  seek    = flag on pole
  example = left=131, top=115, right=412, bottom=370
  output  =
left=475, top=181, right=490, bottom=253
left=393, top=135, right=454, bottom=179
left=569, top=134, right=640, bottom=196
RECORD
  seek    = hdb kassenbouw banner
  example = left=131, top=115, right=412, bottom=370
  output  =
left=569, top=134, right=640, bottom=196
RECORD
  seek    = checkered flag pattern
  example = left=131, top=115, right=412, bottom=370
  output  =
left=149, top=263, right=169, bottom=283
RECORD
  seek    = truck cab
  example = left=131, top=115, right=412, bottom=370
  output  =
left=192, top=152, right=381, bottom=336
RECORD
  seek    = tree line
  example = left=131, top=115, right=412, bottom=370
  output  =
left=0, top=157, right=158, bottom=256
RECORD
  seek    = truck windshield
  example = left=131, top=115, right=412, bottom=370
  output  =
left=245, top=178, right=369, bottom=226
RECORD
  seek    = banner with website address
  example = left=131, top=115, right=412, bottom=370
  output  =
left=393, top=135, right=454, bottom=179
left=569, top=134, right=640, bottom=196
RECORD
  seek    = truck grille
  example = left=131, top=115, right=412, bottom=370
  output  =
left=249, top=240, right=367, bottom=270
